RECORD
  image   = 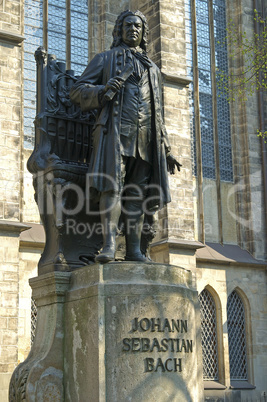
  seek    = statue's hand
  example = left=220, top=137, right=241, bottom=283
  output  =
left=166, top=154, right=182, bottom=175
left=104, top=76, right=124, bottom=95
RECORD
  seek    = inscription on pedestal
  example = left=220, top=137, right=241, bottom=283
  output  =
left=122, top=317, right=193, bottom=373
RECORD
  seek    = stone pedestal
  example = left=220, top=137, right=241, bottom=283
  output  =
left=10, top=262, right=204, bottom=402
left=9, top=272, right=71, bottom=402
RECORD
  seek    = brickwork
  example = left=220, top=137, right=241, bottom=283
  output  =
left=21, top=149, right=40, bottom=224
left=0, top=226, right=39, bottom=402
left=160, top=0, right=194, bottom=241
left=0, top=40, right=22, bottom=222
left=0, top=231, right=19, bottom=402
left=227, top=0, right=267, bottom=260
left=0, top=0, right=21, bottom=33
left=88, top=0, right=131, bottom=56
left=0, top=2, right=23, bottom=400
left=17, top=250, right=39, bottom=364
left=131, top=0, right=194, bottom=242
left=0, top=0, right=23, bottom=223
left=165, top=82, right=194, bottom=240
left=243, top=0, right=267, bottom=260
left=159, top=0, right=187, bottom=77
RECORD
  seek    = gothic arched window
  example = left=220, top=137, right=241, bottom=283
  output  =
left=227, top=290, right=248, bottom=380
left=199, top=288, right=219, bottom=380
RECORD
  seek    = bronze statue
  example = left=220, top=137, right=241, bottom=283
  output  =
left=70, top=10, right=181, bottom=263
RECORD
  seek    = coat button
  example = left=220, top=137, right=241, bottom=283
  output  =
left=117, top=61, right=122, bottom=65
left=103, top=128, right=108, bottom=134
left=114, top=101, right=119, bottom=106
left=114, top=111, right=118, bottom=116
left=116, top=69, right=121, bottom=74
left=118, top=52, right=123, bottom=56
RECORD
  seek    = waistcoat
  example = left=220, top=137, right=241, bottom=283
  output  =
left=120, top=54, right=152, bottom=164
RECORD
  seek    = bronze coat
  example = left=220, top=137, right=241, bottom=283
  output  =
left=70, top=45, right=171, bottom=211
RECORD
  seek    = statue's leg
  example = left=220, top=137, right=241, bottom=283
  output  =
left=95, top=190, right=121, bottom=263
left=125, top=211, right=147, bottom=261
left=123, top=157, right=151, bottom=262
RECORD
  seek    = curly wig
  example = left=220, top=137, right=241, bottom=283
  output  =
left=111, top=10, right=149, bottom=53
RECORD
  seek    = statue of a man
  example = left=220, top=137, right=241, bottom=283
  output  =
left=70, top=10, right=181, bottom=263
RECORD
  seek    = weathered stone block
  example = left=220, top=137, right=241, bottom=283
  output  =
left=0, top=317, right=8, bottom=329
left=64, top=263, right=204, bottom=402
left=0, top=103, right=12, bottom=119
left=0, top=12, right=11, bottom=24
left=8, top=318, right=18, bottom=331
left=4, top=203, right=19, bottom=220
left=4, top=245, right=19, bottom=263
left=3, top=272, right=17, bottom=282
left=1, top=292, right=18, bottom=308
left=0, top=263, right=18, bottom=273
left=0, top=308, right=17, bottom=318
left=12, top=106, right=20, bottom=121
left=2, top=331, right=18, bottom=346
left=0, top=346, right=17, bottom=361
left=4, top=0, right=20, bottom=16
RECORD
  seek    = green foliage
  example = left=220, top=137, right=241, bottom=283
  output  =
left=257, top=129, right=267, bottom=143
left=217, top=10, right=267, bottom=139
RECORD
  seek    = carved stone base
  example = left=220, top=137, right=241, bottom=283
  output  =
left=9, top=272, right=71, bottom=402
left=10, top=263, right=204, bottom=402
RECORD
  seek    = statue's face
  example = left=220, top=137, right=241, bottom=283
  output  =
left=122, top=15, right=143, bottom=48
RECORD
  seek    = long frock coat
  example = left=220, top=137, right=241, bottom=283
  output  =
left=70, top=45, right=171, bottom=212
